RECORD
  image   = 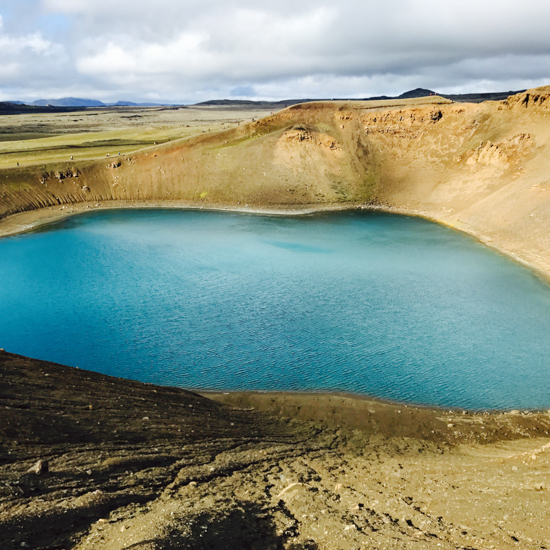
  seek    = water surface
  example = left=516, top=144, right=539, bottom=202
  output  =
left=1, top=209, right=549, bottom=410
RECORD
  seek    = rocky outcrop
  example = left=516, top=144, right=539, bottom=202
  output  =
left=464, top=134, right=532, bottom=167
left=500, top=86, right=550, bottom=110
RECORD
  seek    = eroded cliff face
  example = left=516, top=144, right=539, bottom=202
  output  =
left=2, top=88, right=550, bottom=275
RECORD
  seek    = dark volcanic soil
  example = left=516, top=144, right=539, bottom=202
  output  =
left=1, top=350, right=549, bottom=550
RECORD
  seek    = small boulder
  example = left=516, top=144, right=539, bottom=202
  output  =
left=27, top=459, right=48, bottom=476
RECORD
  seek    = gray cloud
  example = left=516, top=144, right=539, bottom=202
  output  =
left=0, top=0, right=549, bottom=102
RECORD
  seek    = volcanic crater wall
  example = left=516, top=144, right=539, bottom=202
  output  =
left=2, top=87, right=550, bottom=275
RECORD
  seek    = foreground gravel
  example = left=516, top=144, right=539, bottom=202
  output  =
left=1, top=350, right=549, bottom=549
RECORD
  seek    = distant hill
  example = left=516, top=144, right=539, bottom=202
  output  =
left=0, top=102, right=22, bottom=113
left=193, top=88, right=527, bottom=108
left=194, top=98, right=319, bottom=109
left=27, top=91, right=523, bottom=109
left=1, top=89, right=528, bottom=116
left=398, top=88, right=438, bottom=99
left=365, top=88, right=527, bottom=103
left=0, top=102, right=83, bottom=114
left=31, top=97, right=106, bottom=107
left=366, top=88, right=438, bottom=101
left=23, top=98, right=180, bottom=108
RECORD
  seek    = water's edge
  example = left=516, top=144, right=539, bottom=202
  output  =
left=2, top=199, right=549, bottom=286
left=3, top=207, right=550, bottom=410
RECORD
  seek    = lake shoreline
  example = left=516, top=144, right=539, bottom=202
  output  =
left=2, top=198, right=550, bottom=285
left=4, top=202, right=550, bottom=411
left=200, top=388, right=550, bottom=415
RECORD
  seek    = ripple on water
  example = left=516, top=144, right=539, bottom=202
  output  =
left=1, top=208, right=550, bottom=410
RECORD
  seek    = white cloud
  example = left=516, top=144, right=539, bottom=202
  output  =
left=1, top=0, right=549, bottom=102
left=77, top=33, right=209, bottom=76
left=0, top=63, right=19, bottom=80
left=0, top=13, right=59, bottom=54
left=0, top=12, right=66, bottom=97
left=0, top=32, right=58, bottom=55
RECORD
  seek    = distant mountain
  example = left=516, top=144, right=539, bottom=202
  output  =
left=0, top=102, right=84, bottom=114
left=0, top=99, right=184, bottom=113
left=365, top=88, right=438, bottom=101
left=0, top=102, right=22, bottom=111
left=23, top=90, right=526, bottom=109
left=363, top=88, right=526, bottom=103
left=32, top=97, right=106, bottom=107
left=195, top=91, right=441, bottom=107
left=26, top=98, right=181, bottom=107
left=1, top=89, right=528, bottom=116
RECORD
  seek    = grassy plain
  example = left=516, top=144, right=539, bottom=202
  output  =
left=0, top=105, right=274, bottom=168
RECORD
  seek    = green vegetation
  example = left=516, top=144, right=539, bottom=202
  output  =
left=0, top=128, right=193, bottom=168
left=0, top=106, right=273, bottom=169
left=212, top=133, right=263, bottom=150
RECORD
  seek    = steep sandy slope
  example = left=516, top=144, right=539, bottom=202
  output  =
left=2, top=89, right=550, bottom=275
left=353, top=87, right=550, bottom=276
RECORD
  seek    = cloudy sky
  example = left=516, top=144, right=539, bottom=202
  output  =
left=1, top=0, right=550, bottom=103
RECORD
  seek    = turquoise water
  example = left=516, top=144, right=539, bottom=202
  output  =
left=1, top=209, right=550, bottom=410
